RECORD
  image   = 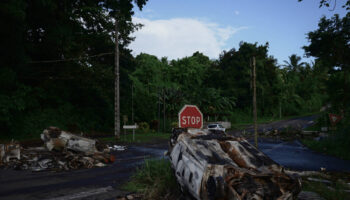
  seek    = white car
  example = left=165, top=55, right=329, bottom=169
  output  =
left=207, top=123, right=225, bottom=132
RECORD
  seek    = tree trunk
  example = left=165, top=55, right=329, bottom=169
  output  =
left=114, top=17, right=120, bottom=140
left=252, top=57, right=258, bottom=148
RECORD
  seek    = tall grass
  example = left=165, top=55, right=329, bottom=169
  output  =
left=303, top=178, right=350, bottom=200
left=123, top=159, right=180, bottom=199
left=302, top=122, right=350, bottom=160
left=229, top=109, right=319, bottom=129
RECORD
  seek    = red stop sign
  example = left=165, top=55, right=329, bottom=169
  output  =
left=178, top=105, right=203, bottom=129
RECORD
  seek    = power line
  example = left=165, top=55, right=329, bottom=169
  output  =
left=29, top=52, right=113, bottom=64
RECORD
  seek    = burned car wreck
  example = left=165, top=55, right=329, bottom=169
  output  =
left=168, top=128, right=301, bottom=200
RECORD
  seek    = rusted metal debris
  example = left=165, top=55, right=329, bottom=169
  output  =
left=41, top=127, right=98, bottom=154
left=0, top=141, right=21, bottom=163
left=168, top=128, right=302, bottom=200
left=0, top=127, right=118, bottom=172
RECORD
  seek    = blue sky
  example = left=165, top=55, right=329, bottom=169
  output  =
left=130, top=0, right=347, bottom=65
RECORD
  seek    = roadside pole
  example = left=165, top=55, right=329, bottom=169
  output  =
left=158, top=88, right=161, bottom=133
left=123, top=124, right=138, bottom=141
left=163, top=89, right=166, bottom=132
left=114, top=15, right=120, bottom=140
left=132, top=83, right=134, bottom=124
left=252, top=56, right=258, bottom=148
left=279, top=101, right=282, bottom=119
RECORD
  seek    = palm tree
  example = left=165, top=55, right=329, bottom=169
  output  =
left=283, top=54, right=306, bottom=72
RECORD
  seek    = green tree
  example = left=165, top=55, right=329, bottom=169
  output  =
left=283, top=54, right=306, bottom=72
left=304, top=14, right=350, bottom=114
left=211, top=42, right=280, bottom=117
left=130, top=53, right=168, bottom=122
left=0, top=0, right=147, bottom=139
left=298, top=0, right=350, bottom=10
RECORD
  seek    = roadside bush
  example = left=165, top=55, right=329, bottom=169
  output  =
left=303, top=178, right=350, bottom=200
left=229, top=109, right=252, bottom=124
left=138, top=122, right=150, bottom=133
left=149, top=120, right=159, bottom=131
left=171, top=121, right=178, bottom=128
left=302, top=122, right=350, bottom=160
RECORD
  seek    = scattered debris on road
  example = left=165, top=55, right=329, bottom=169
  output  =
left=307, top=177, right=332, bottom=184
left=169, top=128, right=302, bottom=200
left=0, top=127, right=119, bottom=172
left=109, top=145, right=127, bottom=151
left=41, top=127, right=98, bottom=154
left=298, top=191, right=325, bottom=200
left=0, top=141, right=21, bottom=163
left=116, top=193, right=143, bottom=200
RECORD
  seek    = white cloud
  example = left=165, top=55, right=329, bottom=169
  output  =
left=234, top=10, right=240, bottom=15
left=137, top=9, right=156, bottom=18
left=129, top=17, right=247, bottom=60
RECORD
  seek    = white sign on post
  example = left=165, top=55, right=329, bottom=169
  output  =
left=123, top=124, right=138, bottom=141
left=123, top=124, right=138, bottom=129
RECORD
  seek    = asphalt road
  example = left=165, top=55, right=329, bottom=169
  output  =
left=251, top=138, right=350, bottom=172
left=0, top=144, right=168, bottom=200
left=2, top=139, right=349, bottom=200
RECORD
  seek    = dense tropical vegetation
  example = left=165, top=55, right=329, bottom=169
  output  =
left=0, top=0, right=349, bottom=140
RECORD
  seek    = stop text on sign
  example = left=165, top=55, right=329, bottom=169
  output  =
left=181, top=116, right=201, bottom=125
left=178, top=105, right=203, bottom=129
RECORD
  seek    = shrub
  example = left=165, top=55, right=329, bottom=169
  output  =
left=171, top=121, right=178, bottom=128
left=138, top=122, right=150, bottom=133
left=149, top=120, right=159, bottom=131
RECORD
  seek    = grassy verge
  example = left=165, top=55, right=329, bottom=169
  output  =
left=302, top=177, right=350, bottom=200
left=231, top=112, right=320, bottom=130
left=124, top=160, right=350, bottom=200
left=123, top=159, right=180, bottom=200
left=301, top=125, right=350, bottom=160
left=303, top=123, right=319, bottom=131
left=302, top=138, right=350, bottom=160
left=100, top=132, right=171, bottom=143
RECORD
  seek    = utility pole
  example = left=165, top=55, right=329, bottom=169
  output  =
left=251, top=56, right=258, bottom=148
left=132, top=83, right=134, bottom=124
left=279, top=101, right=282, bottom=119
left=163, top=89, right=166, bottom=132
left=114, top=16, right=120, bottom=140
left=158, top=89, right=161, bottom=133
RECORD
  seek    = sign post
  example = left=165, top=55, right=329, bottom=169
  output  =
left=178, top=105, right=203, bottom=129
left=123, top=124, right=138, bottom=141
